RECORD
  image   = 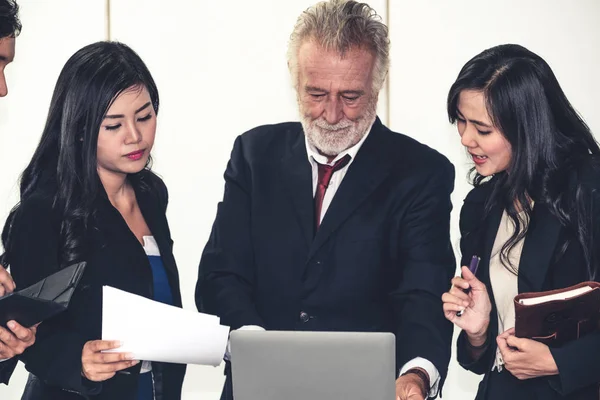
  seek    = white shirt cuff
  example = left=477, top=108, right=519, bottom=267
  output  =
left=224, top=325, right=265, bottom=361
left=399, top=357, right=440, bottom=398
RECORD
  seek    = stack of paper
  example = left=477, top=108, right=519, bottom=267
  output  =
left=519, top=286, right=593, bottom=305
left=102, top=286, right=229, bottom=366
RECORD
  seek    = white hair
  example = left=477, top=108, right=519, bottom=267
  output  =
left=287, top=0, right=390, bottom=94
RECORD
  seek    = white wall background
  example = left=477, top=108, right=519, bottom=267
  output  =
left=0, top=0, right=598, bottom=399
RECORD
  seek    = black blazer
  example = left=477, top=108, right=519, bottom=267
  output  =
left=0, top=358, right=17, bottom=385
left=457, top=164, right=600, bottom=400
left=7, top=172, right=186, bottom=399
left=197, top=118, right=456, bottom=389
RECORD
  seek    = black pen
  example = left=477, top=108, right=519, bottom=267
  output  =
left=456, top=255, right=480, bottom=317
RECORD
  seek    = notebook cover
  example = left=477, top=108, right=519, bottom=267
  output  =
left=0, top=262, right=86, bottom=328
left=514, top=281, right=600, bottom=347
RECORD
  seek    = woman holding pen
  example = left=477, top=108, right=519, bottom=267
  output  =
left=442, top=44, right=600, bottom=399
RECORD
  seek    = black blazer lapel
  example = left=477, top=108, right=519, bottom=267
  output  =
left=135, top=187, right=182, bottom=304
left=479, top=204, right=503, bottom=314
left=517, top=203, right=562, bottom=293
left=462, top=181, right=563, bottom=300
left=459, top=183, right=502, bottom=342
left=280, top=130, right=314, bottom=250
left=308, top=118, right=395, bottom=261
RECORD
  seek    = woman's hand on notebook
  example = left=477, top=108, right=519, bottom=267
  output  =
left=496, top=328, right=558, bottom=379
left=442, top=265, right=492, bottom=341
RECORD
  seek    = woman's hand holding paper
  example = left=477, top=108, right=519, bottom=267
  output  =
left=81, top=340, right=139, bottom=382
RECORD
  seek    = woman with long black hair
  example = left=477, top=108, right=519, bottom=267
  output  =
left=442, top=44, right=600, bottom=399
left=1, top=41, right=185, bottom=399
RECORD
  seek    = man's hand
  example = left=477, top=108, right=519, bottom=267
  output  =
left=81, top=340, right=139, bottom=382
left=0, top=266, right=16, bottom=297
left=395, top=371, right=427, bottom=400
left=0, top=320, right=38, bottom=359
left=496, top=327, right=559, bottom=380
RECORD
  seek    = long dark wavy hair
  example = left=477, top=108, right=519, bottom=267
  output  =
left=447, top=44, right=600, bottom=279
left=1, top=41, right=160, bottom=269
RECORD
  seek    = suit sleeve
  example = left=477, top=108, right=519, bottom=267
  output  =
left=8, top=196, right=100, bottom=395
left=0, top=357, right=17, bottom=385
left=546, top=186, right=600, bottom=395
left=390, top=159, right=456, bottom=392
left=455, top=329, right=496, bottom=375
left=196, top=136, right=264, bottom=329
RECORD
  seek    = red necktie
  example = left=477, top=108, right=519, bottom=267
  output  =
left=314, top=154, right=351, bottom=230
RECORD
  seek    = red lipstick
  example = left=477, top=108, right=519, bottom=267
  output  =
left=125, top=150, right=144, bottom=161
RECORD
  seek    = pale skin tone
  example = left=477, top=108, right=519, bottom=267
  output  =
left=296, top=42, right=425, bottom=400
left=441, top=89, right=559, bottom=380
left=0, top=35, right=39, bottom=360
left=456, top=90, right=512, bottom=177
left=297, top=41, right=378, bottom=162
left=0, top=36, right=15, bottom=97
left=298, top=41, right=376, bottom=125
left=81, top=86, right=156, bottom=381
left=0, top=321, right=37, bottom=360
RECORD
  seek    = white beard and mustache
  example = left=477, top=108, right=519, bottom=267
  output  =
left=300, top=97, right=378, bottom=157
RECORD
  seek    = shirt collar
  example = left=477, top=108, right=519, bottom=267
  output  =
left=304, top=117, right=376, bottom=166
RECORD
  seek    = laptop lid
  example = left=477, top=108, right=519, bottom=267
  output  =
left=230, top=331, right=395, bottom=400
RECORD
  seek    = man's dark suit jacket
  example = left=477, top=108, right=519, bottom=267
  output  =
left=197, top=117, right=455, bottom=393
left=4, top=171, right=186, bottom=399
left=457, top=160, right=600, bottom=400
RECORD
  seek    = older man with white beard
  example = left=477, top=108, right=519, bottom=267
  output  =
left=196, top=1, right=455, bottom=399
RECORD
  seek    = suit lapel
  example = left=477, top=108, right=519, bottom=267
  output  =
left=135, top=188, right=179, bottom=280
left=479, top=203, right=503, bottom=305
left=465, top=182, right=562, bottom=294
left=280, top=130, right=314, bottom=250
left=518, top=203, right=562, bottom=293
left=308, top=119, right=395, bottom=261
left=481, top=205, right=503, bottom=274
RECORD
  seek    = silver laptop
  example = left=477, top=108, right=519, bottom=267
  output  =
left=230, top=330, right=396, bottom=400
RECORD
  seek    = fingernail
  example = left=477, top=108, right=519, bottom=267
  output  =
left=7, top=321, right=15, bottom=329
left=126, top=353, right=135, bottom=360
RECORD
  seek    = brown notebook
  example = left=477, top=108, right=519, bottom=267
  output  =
left=514, top=281, right=600, bottom=347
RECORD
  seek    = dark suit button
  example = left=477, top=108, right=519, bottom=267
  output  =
left=315, top=260, right=322, bottom=265
left=546, top=313, right=557, bottom=323
left=299, top=311, right=310, bottom=323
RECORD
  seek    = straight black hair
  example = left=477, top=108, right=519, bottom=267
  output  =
left=1, top=41, right=160, bottom=268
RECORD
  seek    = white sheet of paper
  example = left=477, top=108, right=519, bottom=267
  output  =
left=519, top=286, right=594, bottom=306
left=102, top=286, right=229, bottom=366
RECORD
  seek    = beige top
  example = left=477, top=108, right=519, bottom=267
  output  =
left=489, top=209, right=528, bottom=372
